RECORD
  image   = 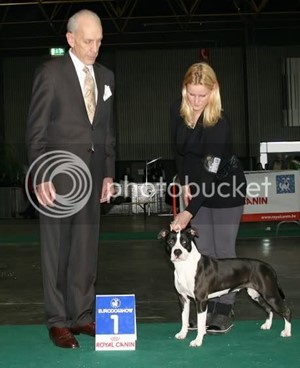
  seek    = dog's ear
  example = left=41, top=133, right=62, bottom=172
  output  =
left=186, top=227, right=198, bottom=238
left=157, top=229, right=170, bottom=240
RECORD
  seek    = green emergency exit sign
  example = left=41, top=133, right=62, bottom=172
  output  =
left=50, top=48, right=65, bottom=56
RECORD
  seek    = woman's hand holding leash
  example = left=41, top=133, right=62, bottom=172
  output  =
left=170, top=210, right=193, bottom=232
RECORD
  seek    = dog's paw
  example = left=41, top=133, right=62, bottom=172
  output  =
left=175, top=330, right=188, bottom=340
left=189, top=338, right=203, bottom=347
left=260, top=321, right=272, bottom=330
left=280, top=329, right=291, bottom=337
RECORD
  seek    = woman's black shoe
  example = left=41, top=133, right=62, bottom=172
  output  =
left=206, top=303, right=234, bottom=334
left=206, top=313, right=234, bottom=334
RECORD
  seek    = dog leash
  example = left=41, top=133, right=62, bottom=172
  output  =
left=171, top=182, right=177, bottom=219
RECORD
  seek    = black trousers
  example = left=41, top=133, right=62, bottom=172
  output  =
left=39, top=156, right=102, bottom=329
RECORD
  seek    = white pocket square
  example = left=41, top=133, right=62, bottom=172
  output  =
left=103, top=85, right=112, bottom=101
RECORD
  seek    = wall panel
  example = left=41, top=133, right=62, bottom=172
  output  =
left=247, top=46, right=300, bottom=155
left=209, top=48, right=247, bottom=157
left=115, top=48, right=199, bottom=161
left=3, top=56, right=44, bottom=166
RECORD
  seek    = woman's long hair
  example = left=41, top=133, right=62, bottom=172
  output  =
left=180, top=62, right=222, bottom=128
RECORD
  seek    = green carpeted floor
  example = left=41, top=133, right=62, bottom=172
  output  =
left=1, top=321, right=299, bottom=368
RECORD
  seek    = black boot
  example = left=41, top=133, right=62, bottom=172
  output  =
left=206, top=303, right=234, bottom=334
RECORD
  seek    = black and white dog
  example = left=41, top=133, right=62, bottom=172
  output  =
left=158, top=227, right=292, bottom=347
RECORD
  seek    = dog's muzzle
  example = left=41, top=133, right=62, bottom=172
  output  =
left=171, top=248, right=186, bottom=262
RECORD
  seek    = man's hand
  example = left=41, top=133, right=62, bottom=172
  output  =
left=35, top=181, right=56, bottom=206
left=100, top=177, right=115, bottom=203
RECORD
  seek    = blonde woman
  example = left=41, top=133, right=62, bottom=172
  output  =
left=170, top=62, right=246, bottom=333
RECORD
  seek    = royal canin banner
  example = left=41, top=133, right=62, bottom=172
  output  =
left=242, top=170, right=300, bottom=222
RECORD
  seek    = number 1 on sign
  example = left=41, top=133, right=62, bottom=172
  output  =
left=110, top=314, right=119, bottom=334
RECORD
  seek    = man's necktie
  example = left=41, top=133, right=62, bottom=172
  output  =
left=83, top=66, right=96, bottom=123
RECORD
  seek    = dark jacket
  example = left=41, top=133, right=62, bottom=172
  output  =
left=171, top=98, right=246, bottom=216
left=26, top=53, right=116, bottom=187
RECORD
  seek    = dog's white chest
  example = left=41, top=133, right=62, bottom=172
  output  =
left=174, top=260, right=198, bottom=298
left=170, top=236, right=200, bottom=298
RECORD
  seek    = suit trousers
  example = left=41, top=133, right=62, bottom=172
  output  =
left=39, top=156, right=102, bottom=329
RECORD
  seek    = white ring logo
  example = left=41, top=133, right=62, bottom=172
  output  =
left=110, top=298, right=121, bottom=308
left=25, top=150, right=92, bottom=218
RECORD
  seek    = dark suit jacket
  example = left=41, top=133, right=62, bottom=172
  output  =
left=26, top=53, right=116, bottom=188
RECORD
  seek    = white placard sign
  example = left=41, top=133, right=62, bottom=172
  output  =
left=242, top=170, right=300, bottom=222
left=95, top=294, right=137, bottom=351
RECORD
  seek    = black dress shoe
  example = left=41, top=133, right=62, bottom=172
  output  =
left=70, top=322, right=95, bottom=336
left=49, top=327, right=79, bottom=349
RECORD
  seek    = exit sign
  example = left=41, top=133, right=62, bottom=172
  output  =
left=50, top=48, right=65, bottom=56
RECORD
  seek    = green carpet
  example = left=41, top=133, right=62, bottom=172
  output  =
left=0, top=321, right=299, bottom=368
